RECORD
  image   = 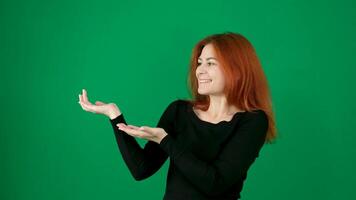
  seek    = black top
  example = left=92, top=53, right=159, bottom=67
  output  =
left=109, top=99, right=268, bottom=200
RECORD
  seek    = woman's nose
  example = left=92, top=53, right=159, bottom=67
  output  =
left=196, top=69, right=205, bottom=76
left=196, top=65, right=207, bottom=74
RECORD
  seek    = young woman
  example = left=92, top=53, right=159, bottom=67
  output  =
left=78, top=32, right=277, bottom=200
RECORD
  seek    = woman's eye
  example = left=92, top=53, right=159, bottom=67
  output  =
left=197, top=62, right=215, bottom=66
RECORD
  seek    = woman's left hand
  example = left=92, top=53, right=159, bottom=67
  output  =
left=117, top=123, right=168, bottom=144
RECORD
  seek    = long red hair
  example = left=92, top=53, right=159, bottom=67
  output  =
left=185, top=32, right=277, bottom=143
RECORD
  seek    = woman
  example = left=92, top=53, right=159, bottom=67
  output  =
left=78, top=32, right=277, bottom=200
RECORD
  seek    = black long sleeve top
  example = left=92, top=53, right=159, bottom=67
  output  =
left=109, top=99, right=268, bottom=200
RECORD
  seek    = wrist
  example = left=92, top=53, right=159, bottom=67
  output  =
left=108, top=110, right=122, bottom=120
left=158, top=133, right=168, bottom=144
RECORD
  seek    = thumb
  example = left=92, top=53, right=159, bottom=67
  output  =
left=95, top=101, right=106, bottom=105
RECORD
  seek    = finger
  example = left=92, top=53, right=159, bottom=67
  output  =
left=79, top=94, right=83, bottom=103
left=82, top=89, right=89, bottom=103
left=117, top=124, right=148, bottom=138
left=131, top=130, right=150, bottom=139
left=139, top=126, right=153, bottom=131
left=79, top=94, right=87, bottom=105
left=95, top=101, right=106, bottom=106
left=117, top=123, right=129, bottom=130
left=118, top=125, right=139, bottom=136
left=79, top=102, right=86, bottom=111
left=80, top=101, right=95, bottom=113
left=121, top=124, right=136, bottom=129
left=118, top=123, right=128, bottom=128
left=79, top=101, right=89, bottom=111
left=125, top=130, right=140, bottom=137
left=127, top=124, right=140, bottom=129
left=79, top=95, right=87, bottom=106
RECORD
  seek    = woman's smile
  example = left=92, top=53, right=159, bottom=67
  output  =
left=199, top=79, right=212, bottom=84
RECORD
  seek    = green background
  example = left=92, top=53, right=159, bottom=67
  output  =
left=1, top=0, right=355, bottom=199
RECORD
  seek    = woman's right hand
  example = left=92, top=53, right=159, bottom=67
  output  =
left=78, top=89, right=122, bottom=119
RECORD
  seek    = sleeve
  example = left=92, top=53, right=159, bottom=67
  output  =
left=158, top=110, right=269, bottom=196
left=109, top=100, right=178, bottom=181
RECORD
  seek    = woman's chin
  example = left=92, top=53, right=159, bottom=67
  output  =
left=197, top=89, right=210, bottom=95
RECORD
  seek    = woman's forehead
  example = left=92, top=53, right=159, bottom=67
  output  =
left=199, top=45, right=218, bottom=59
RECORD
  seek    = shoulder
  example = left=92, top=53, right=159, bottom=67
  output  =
left=245, top=109, right=268, bottom=120
left=240, top=109, right=269, bottom=131
left=158, top=99, right=188, bottom=134
left=162, top=99, right=192, bottom=122
left=166, top=99, right=190, bottom=110
left=160, top=99, right=187, bottom=118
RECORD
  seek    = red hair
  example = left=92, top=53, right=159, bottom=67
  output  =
left=185, top=32, right=277, bottom=143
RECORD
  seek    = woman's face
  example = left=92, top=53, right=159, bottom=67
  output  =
left=196, top=43, right=225, bottom=96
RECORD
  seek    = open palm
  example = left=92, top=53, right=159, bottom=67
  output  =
left=78, top=89, right=120, bottom=117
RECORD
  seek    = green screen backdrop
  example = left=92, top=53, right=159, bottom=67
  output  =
left=1, top=0, right=355, bottom=199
